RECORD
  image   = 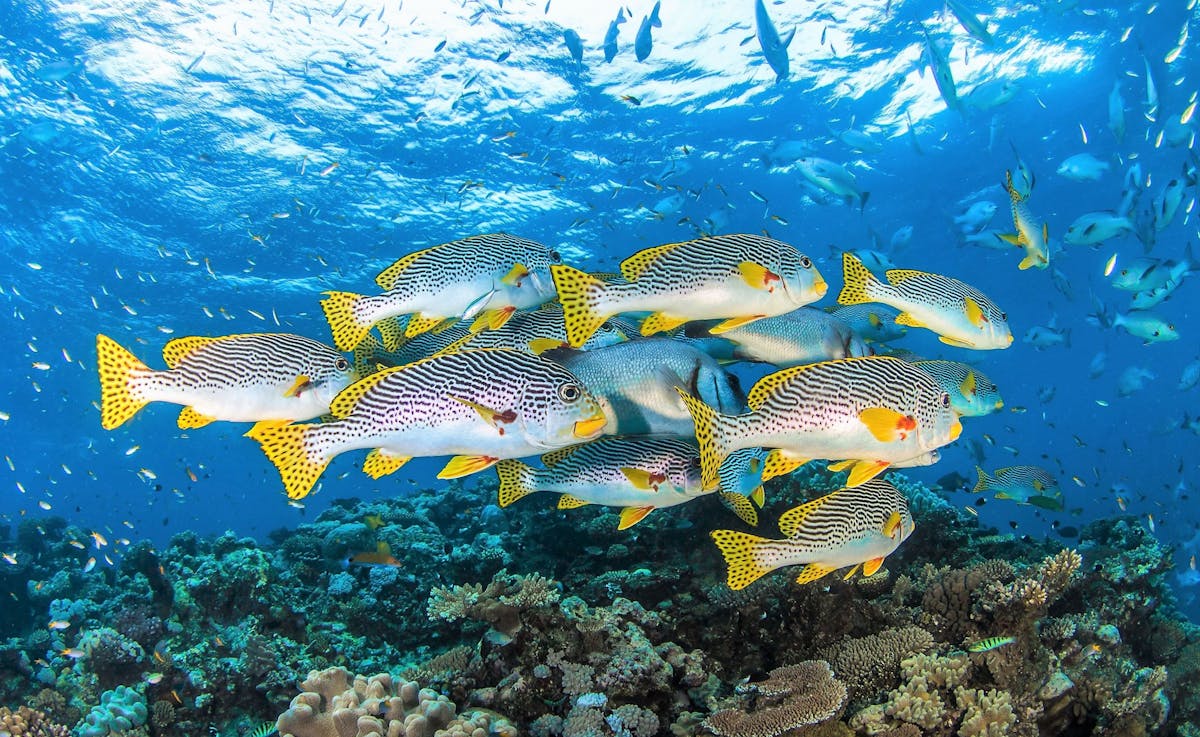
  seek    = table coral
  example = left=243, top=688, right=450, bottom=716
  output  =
left=703, top=660, right=847, bottom=737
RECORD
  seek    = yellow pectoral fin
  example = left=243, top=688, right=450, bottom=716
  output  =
left=963, top=296, right=985, bottom=328
left=527, top=337, right=566, bottom=355
left=1018, top=254, right=1038, bottom=270
left=883, top=510, right=903, bottom=538
left=737, top=261, right=780, bottom=291
left=939, top=335, right=976, bottom=348
left=750, top=485, right=765, bottom=508
left=470, top=306, right=516, bottom=333
left=283, top=374, right=312, bottom=398
left=960, top=370, right=977, bottom=398
left=719, top=492, right=758, bottom=527
left=762, top=449, right=808, bottom=481
left=620, top=467, right=661, bottom=491
left=437, top=455, right=499, bottom=479
left=997, top=232, right=1022, bottom=245
left=177, top=406, right=215, bottom=429
left=618, top=506, right=655, bottom=530
left=858, top=407, right=913, bottom=443
left=709, top=315, right=767, bottom=334
left=894, top=311, right=925, bottom=328
left=640, top=312, right=690, bottom=336
left=558, top=493, right=590, bottom=509
left=449, top=395, right=512, bottom=430
left=499, top=262, right=530, bottom=287
left=846, top=460, right=890, bottom=487
left=862, top=556, right=886, bottom=577
left=363, top=449, right=412, bottom=479
left=794, top=563, right=834, bottom=585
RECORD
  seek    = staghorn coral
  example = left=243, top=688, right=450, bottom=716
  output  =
left=0, top=706, right=69, bottom=737
left=821, top=627, right=935, bottom=706
left=276, top=667, right=458, bottom=737
left=703, top=660, right=847, bottom=737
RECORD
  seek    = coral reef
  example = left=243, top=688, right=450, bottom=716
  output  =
left=0, top=468, right=1195, bottom=736
left=0, top=706, right=69, bottom=737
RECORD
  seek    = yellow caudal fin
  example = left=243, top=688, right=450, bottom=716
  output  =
left=320, top=291, right=371, bottom=352
left=353, top=334, right=386, bottom=378
left=495, top=459, right=536, bottom=507
left=437, top=454, right=499, bottom=479
left=972, top=466, right=991, bottom=493
left=96, top=334, right=152, bottom=430
left=551, top=264, right=611, bottom=348
left=618, top=506, right=654, bottom=530
left=362, top=449, right=412, bottom=479
left=177, top=407, right=215, bottom=429
left=710, top=529, right=775, bottom=590
left=674, top=388, right=735, bottom=491
left=245, top=420, right=329, bottom=500
left=719, top=492, right=759, bottom=527
left=837, top=252, right=884, bottom=306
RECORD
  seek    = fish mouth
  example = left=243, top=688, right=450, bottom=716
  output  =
left=948, top=418, right=963, bottom=441
left=572, top=410, right=608, bottom=438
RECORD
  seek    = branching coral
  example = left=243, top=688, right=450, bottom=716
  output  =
left=703, top=660, right=847, bottom=737
left=428, top=570, right=560, bottom=636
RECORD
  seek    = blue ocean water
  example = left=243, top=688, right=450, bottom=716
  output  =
left=1, top=0, right=1197, bottom=622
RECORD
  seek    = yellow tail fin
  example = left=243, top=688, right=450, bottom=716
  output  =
left=245, top=420, right=329, bottom=500
left=495, top=459, right=536, bottom=507
left=675, top=388, right=734, bottom=491
left=320, top=291, right=372, bottom=352
left=710, top=529, right=774, bottom=590
left=96, top=334, right=151, bottom=430
left=551, top=264, right=610, bottom=348
left=837, top=252, right=883, bottom=306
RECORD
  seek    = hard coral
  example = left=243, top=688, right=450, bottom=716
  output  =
left=822, top=627, right=935, bottom=705
left=703, top=660, right=847, bottom=737
left=0, top=706, right=69, bottom=737
left=276, top=667, right=456, bottom=737
left=428, top=570, right=560, bottom=636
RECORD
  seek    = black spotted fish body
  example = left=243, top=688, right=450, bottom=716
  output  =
left=677, top=356, right=961, bottom=490
left=698, top=306, right=870, bottom=367
left=444, top=304, right=628, bottom=355
left=495, top=436, right=705, bottom=529
left=711, top=478, right=915, bottom=589
left=320, top=234, right=561, bottom=351
left=551, top=234, right=826, bottom=348
left=96, top=333, right=355, bottom=430
left=246, top=349, right=607, bottom=499
left=974, top=464, right=1060, bottom=503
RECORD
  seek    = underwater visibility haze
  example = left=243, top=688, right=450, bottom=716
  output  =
left=3, top=0, right=1200, bottom=735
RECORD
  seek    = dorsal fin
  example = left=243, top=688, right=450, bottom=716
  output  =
left=777, top=492, right=837, bottom=537
left=884, top=268, right=928, bottom=285
left=375, top=246, right=439, bottom=290
left=746, top=363, right=812, bottom=410
left=328, top=367, right=404, bottom=418
left=162, top=336, right=225, bottom=369
left=541, top=444, right=582, bottom=467
left=619, top=242, right=682, bottom=281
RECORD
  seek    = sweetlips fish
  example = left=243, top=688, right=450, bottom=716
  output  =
left=320, top=233, right=561, bottom=351
left=999, top=170, right=1050, bottom=270
left=716, top=448, right=769, bottom=526
left=677, top=356, right=962, bottom=491
left=551, top=233, right=826, bottom=348
left=352, top=320, right=473, bottom=376
left=548, top=339, right=744, bottom=438
left=246, top=349, right=607, bottom=499
left=96, top=333, right=355, bottom=431
left=830, top=303, right=907, bottom=343
left=685, top=307, right=869, bottom=367
left=912, top=360, right=1003, bottom=417
left=710, top=478, right=914, bottom=589
left=438, top=304, right=627, bottom=356
left=837, top=252, right=1013, bottom=350
left=495, top=436, right=710, bottom=530
left=974, top=465, right=1061, bottom=504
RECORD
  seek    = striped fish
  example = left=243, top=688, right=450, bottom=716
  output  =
left=913, top=360, right=1004, bottom=417
left=439, top=304, right=628, bottom=355
left=974, top=465, right=1060, bottom=503
left=710, top=478, right=914, bottom=589
left=685, top=307, right=869, bottom=367
left=550, top=338, right=745, bottom=438
left=96, top=333, right=355, bottom=430
left=967, top=636, right=1015, bottom=653
left=495, top=436, right=708, bottom=530
left=320, top=234, right=561, bottom=351
left=245, top=349, right=607, bottom=499
left=677, top=356, right=961, bottom=490
left=999, top=170, right=1050, bottom=270
left=551, top=234, right=827, bottom=348
left=829, top=303, right=907, bottom=343
left=352, top=319, right=474, bottom=376
left=838, top=253, right=1013, bottom=350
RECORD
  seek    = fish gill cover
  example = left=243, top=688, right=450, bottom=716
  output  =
left=1, top=0, right=1200, bottom=735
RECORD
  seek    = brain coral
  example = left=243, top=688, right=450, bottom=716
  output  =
left=821, top=626, right=935, bottom=705
left=276, top=667, right=456, bottom=737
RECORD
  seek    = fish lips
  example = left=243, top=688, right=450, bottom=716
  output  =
left=572, top=409, right=608, bottom=439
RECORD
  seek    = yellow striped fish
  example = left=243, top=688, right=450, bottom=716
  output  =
left=677, top=356, right=961, bottom=490
left=710, top=478, right=914, bottom=589
left=838, top=253, right=1013, bottom=350
left=495, top=436, right=708, bottom=530
left=438, top=304, right=628, bottom=355
left=351, top=320, right=474, bottom=377
left=912, top=360, right=1003, bottom=417
left=999, top=170, right=1050, bottom=270
left=320, top=234, right=561, bottom=351
left=551, top=234, right=827, bottom=348
left=245, top=349, right=607, bottom=499
left=96, top=333, right=356, bottom=431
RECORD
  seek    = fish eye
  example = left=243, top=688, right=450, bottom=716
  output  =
left=799, top=256, right=812, bottom=269
left=334, top=358, right=350, bottom=371
left=941, top=392, right=951, bottom=408
left=1000, top=312, right=1007, bottom=321
left=1120, top=269, right=1128, bottom=275
left=558, top=383, right=581, bottom=402
left=549, top=250, right=562, bottom=263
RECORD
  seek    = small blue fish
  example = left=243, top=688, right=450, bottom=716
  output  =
left=563, top=29, right=583, bottom=66
left=635, top=1, right=661, bottom=62
left=754, top=0, right=794, bottom=83
left=603, top=8, right=626, bottom=63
